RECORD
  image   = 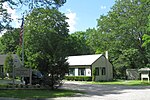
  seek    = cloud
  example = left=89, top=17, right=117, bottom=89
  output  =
left=65, top=9, right=77, bottom=33
left=100, top=6, right=107, bottom=9
left=2, top=2, right=20, bottom=27
left=0, top=29, right=7, bottom=37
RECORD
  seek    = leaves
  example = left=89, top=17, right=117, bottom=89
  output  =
left=0, top=28, right=20, bottom=54
left=0, top=0, right=66, bottom=34
left=4, top=53, right=13, bottom=74
left=24, top=8, right=69, bottom=88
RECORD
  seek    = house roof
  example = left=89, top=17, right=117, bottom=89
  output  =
left=0, top=54, right=22, bottom=67
left=139, top=68, right=150, bottom=71
left=67, top=54, right=103, bottom=66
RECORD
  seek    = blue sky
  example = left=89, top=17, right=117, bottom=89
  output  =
left=1, top=0, right=115, bottom=35
left=59, top=0, right=115, bottom=33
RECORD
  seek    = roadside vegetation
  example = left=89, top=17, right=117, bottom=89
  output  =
left=0, top=89, right=82, bottom=99
left=86, top=80, right=150, bottom=86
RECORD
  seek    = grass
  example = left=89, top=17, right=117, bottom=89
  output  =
left=86, top=80, right=150, bottom=86
left=0, top=84, right=7, bottom=88
left=0, top=89, right=82, bottom=99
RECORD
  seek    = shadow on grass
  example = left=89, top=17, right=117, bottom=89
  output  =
left=0, top=89, right=83, bottom=99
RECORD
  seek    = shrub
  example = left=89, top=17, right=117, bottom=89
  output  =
left=64, top=76, right=92, bottom=81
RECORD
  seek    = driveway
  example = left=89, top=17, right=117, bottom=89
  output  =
left=52, top=81, right=150, bottom=100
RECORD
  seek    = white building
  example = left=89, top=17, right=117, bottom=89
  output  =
left=67, top=53, right=113, bottom=81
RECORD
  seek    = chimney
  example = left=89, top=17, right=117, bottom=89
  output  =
left=105, top=51, right=108, bottom=59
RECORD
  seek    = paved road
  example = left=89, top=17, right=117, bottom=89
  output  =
left=53, top=81, right=150, bottom=100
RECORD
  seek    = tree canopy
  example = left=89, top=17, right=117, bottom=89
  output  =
left=0, top=0, right=150, bottom=80
left=24, top=8, right=69, bottom=89
left=0, top=0, right=66, bottom=32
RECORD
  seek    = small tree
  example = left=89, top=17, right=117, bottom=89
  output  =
left=4, top=53, right=13, bottom=78
left=92, top=68, right=96, bottom=81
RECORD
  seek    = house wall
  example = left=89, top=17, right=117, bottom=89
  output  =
left=68, top=55, right=113, bottom=81
left=69, top=66, right=91, bottom=76
left=92, top=56, right=113, bottom=81
left=86, top=68, right=91, bottom=76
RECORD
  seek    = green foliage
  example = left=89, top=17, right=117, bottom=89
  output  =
left=87, top=80, right=150, bottom=86
left=142, top=34, right=150, bottom=47
left=4, top=53, right=13, bottom=75
left=24, top=8, right=69, bottom=89
left=64, top=76, right=92, bottom=81
left=92, top=68, right=96, bottom=81
left=0, top=37, right=3, bottom=53
left=0, top=89, right=80, bottom=99
left=142, top=16, right=150, bottom=67
left=95, top=0, right=150, bottom=78
left=0, top=28, right=20, bottom=54
left=0, top=0, right=66, bottom=31
left=67, top=31, right=93, bottom=56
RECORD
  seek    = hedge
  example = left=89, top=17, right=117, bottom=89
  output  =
left=64, top=76, right=92, bottom=81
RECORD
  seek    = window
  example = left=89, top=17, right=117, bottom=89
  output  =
left=69, top=68, right=75, bottom=76
left=78, top=68, right=85, bottom=76
left=95, top=67, right=99, bottom=75
left=102, top=67, right=106, bottom=75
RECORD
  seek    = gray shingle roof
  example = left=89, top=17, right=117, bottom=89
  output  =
left=67, top=54, right=103, bottom=66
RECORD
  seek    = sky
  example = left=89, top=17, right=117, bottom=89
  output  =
left=59, top=0, right=115, bottom=33
left=1, top=0, right=115, bottom=36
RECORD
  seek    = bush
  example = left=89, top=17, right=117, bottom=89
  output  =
left=64, top=76, right=92, bottom=81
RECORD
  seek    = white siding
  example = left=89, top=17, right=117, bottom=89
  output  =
left=86, top=68, right=91, bottom=76
left=75, top=68, right=78, bottom=76
left=92, top=56, right=113, bottom=81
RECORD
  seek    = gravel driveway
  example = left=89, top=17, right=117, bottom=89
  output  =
left=52, top=81, right=150, bottom=100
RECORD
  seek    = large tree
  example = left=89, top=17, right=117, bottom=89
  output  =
left=0, top=0, right=66, bottom=32
left=142, top=15, right=150, bottom=67
left=24, top=8, right=69, bottom=89
left=96, top=0, right=150, bottom=78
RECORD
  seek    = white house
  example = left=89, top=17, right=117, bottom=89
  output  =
left=67, top=53, right=113, bottom=81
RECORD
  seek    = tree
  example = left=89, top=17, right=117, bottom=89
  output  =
left=0, top=0, right=66, bottom=33
left=24, top=8, right=69, bottom=89
left=0, top=28, right=20, bottom=54
left=0, top=37, right=3, bottom=53
left=142, top=15, right=150, bottom=67
left=96, top=0, right=150, bottom=78
left=67, top=31, right=93, bottom=56
left=142, top=34, right=150, bottom=67
left=4, top=53, right=13, bottom=78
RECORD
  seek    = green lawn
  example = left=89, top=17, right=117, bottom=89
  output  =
left=86, top=80, right=150, bottom=86
left=0, top=89, right=82, bottom=99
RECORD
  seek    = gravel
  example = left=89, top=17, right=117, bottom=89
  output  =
left=53, top=81, right=150, bottom=100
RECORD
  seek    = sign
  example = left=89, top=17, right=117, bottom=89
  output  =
left=15, top=67, right=30, bottom=77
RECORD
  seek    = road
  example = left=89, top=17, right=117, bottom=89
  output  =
left=53, top=81, right=150, bottom=100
